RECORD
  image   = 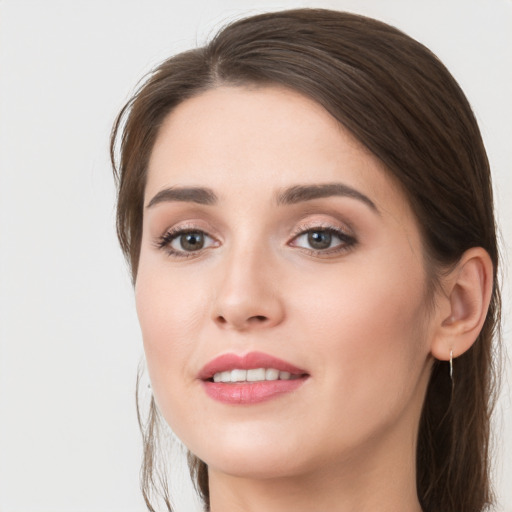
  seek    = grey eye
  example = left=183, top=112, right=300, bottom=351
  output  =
left=290, top=227, right=356, bottom=255
left=177, top=232, right=205, bottom=251
left=294, top=229, right=341, bottom=251
left=307, top=230, right=332, bottom=250
left=168, top=230, right=216, bottom=253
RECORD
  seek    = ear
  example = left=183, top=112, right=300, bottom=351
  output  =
left=430, top=247, right=494, bottom=362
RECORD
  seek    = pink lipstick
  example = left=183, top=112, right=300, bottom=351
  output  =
left=198, top=351, right=309, bottom=404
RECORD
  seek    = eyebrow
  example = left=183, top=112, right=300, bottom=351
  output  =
left=276, top=183, right=379, bottom=213
left=146, top=187, right=218, bottom=208
left=146, top=182, right=378, bottom=213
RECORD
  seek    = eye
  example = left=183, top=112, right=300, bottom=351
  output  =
left=156, top=229, right=218, bottom=257
left=290, top=227, right=356, bottom=254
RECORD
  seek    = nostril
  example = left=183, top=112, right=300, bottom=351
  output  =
left=250, top=315, right=268, bottom=323
left=214, top=311, right=276, bottom=330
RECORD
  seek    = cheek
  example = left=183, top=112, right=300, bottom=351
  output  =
left=292, top=252, right=430, bottom=428
left=296, top=248, right=427, bottom=344
left=134, top=258, right=208, bottom=399
left=135, top=269, right=214, bottom=442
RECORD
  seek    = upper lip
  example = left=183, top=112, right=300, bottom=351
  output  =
left=198, top=351, right=308, bottom=380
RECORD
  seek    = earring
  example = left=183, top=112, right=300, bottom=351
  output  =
left=449, top=349, right=453, bottom=380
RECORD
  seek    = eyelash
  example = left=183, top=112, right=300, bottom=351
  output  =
left=289, top=223, right=357, bottom=256
left=155, top=226, right=217, bottom=259
left=155, top=224, right=356, bottom=259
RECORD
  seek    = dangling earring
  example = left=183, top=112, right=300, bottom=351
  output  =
left=449, top=349, right=453, bottom=381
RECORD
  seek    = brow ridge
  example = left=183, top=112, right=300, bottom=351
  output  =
left=146, top=183, right=378, bottom=213
left=276, top=183, right=378, bottom=212
left=146, top=186, right=218, bottom=208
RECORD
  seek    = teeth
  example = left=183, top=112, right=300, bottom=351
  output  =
left=211, top=368, right=301, bottom=383
left=265, top=368, right=279, bottom=381
left=247, top=368, right=266, bottom=381
left=231, top=369, right=247, bottom=382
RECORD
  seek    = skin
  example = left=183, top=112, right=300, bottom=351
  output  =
left=135, top=86, right=490, bottom=512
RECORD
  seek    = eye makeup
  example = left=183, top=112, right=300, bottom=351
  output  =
left=288, top=222, right=357, bottom=257
left=153, top=218, right=357, bottom=260
left=154, top=224, right=219, bottom=259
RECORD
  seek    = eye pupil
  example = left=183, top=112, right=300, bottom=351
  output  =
left=180, top=232, right=204, bottom=251
left=308, top=230, right=332, bottom=249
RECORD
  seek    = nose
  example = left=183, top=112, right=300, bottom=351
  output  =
left=212, top=246, right=285, bottom=331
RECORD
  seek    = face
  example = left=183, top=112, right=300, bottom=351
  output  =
left=136, top=86, right=435, bottom=479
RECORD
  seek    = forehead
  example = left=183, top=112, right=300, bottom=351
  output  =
left=145, top=85, right=410, bottom=219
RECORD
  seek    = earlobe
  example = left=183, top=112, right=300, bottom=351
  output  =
left=430, top=247, right=493, bottom=361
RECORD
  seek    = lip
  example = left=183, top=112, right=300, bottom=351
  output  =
left=198, top=351, right=307, bottom=380
left=198, top=351, right=309, bottom=405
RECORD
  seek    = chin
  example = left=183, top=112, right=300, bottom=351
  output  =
left=205, top=450, right=307, bottom=480
left=188, top=429, right=311, bottom=479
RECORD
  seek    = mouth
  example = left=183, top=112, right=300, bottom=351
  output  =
left=198, top=351, right=309, bottom=404
left=209, top=367, right=305, bottom=383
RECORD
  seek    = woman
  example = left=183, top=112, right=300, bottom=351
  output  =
left=111, top=9, right=501, bottom=512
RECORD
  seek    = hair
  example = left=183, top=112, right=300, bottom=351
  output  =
left=110, top=8, right=501, bottom=512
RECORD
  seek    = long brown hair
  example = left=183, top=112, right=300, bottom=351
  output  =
left=111, top=9, right=501, bottom=512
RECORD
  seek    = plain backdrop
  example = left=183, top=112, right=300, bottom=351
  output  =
left=0, top=1, right=510, bottom=511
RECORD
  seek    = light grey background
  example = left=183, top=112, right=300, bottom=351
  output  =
left=0, top=1, right=510, bottom=511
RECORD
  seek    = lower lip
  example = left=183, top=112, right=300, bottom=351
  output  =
left=202, top=378, right=307, bottom=404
